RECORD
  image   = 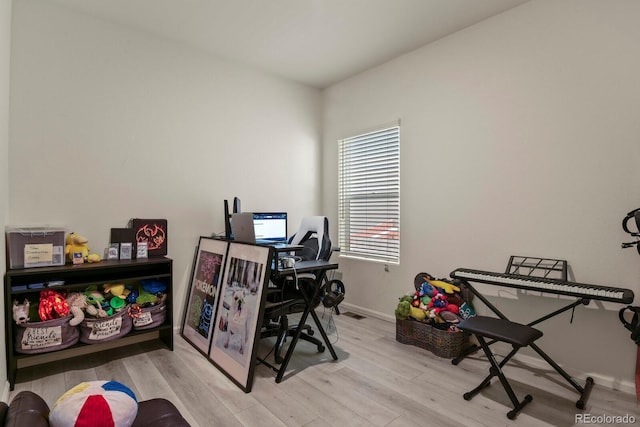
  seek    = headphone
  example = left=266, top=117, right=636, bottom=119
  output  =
left=619, top=305, right=640, bottom=344
left=621, top=208, right=640, bottom=253
left=322, top=279, right=345, bottom=309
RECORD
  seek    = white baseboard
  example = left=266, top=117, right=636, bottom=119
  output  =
left=337, top=302, right=637, bottom=396
left=339, top=301, right=395, bottom=322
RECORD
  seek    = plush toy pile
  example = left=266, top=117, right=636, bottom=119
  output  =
left=395, top=272, right=476, bottom=330
left=13, top=281, right=167, bottom=326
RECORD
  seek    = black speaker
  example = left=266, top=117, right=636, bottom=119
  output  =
left=322, top=279, right=345, bottom=308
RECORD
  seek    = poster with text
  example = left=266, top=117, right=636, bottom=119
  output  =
left=181, top=237, right=228, bottom=356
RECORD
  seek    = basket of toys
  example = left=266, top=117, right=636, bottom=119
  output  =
left=79, top=307, right=132, bottom=344
left=394, top=272, right=476, bottom=358
left=129, top=279, right=167, bottom=331
left=129, top=300, right=166, bottom=331
left=78, top=284, right=133, bottom=344
left=15, top=315, right=80, bottom=354
left=12, top=291, right=82, bottom=354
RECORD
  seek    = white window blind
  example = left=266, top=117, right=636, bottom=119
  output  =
left=338, top=125, right=400, bottom=263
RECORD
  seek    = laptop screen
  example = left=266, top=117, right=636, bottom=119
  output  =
left=252, top=212, right=287, bottom=242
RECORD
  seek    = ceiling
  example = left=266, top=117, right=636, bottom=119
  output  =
left=49, top=0, right=530, bottom=89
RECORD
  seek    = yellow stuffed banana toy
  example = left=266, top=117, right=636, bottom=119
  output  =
left=409, top=306, right=427, bottom=321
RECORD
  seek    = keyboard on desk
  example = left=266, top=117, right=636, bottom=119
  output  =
left=451, top=268, right=634, bottom=304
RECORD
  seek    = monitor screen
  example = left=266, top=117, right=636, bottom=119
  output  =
left=252, top=212, right=287, bottom=242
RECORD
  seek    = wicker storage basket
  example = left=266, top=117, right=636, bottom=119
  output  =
left=132, top=303, right=166, bottom=331
left=396, top=318, right=468, bottom=358
left=15, top=315, right=79, bottom=354
left=79, top=308, right=132, bottom=344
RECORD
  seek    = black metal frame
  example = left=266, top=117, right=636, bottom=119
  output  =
left=453, top=256, right=594, bottom=409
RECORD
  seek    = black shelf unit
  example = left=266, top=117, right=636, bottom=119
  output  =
left=4, top=258, right=173, bottom=390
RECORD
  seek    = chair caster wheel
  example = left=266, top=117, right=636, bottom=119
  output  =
left=308, top=330, right=314, bottom=336
left=318, top=345, right=325, bottom=353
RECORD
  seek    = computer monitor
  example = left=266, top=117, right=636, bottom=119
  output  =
left=252, top=212, right=288, bottom=242
left=224, top=197, right=242, bottom=239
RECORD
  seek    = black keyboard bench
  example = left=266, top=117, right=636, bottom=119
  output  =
left=458, top=316, right=543, bottom=420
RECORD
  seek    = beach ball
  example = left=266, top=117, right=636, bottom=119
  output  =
left=49, top=380, right=138, bottom=427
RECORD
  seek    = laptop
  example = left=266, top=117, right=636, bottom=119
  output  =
left=253, top=212, right=288, bottom=244
left=230, top=213, right=257, bottom=244
left=231, top=212, right=293, bottom=249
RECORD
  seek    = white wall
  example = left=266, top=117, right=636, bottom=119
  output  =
left=323, top=0, right=640, bottom=391
left=9, top=0, right=321, bottom=325
left=1, top=0, right=13, bottom=398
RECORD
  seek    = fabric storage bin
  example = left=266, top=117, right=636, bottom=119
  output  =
left=15, top=315, right=79, bottom=354
left=79, top=308, right=132, bottom=344
left=131, top=303, right=166, bottom=331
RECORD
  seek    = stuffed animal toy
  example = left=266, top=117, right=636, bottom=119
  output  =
left=12, top=299, right=30, bottom=325
left=141, top=279, right=166, bottom=295
left=428, top=293, right=448, bottom=314
left=458, top=302, right=476, bottom=320
left=66, top=292, right=89, bottom=326
left=446, top=303, right=460, bottom=314
left=135, top=289, right=159, bottom=307
left=65, top=232, right=90, bottom=262
left=420, top=282, right=438, bottom=297
left=39, top=290, right=70, bottom=321
left=426, top=278, right=460, bottom=294
left=125, top=288, right=138, bottom=304
left=84, top=287, right=108, bottom=318
left=87, top=253, right=101, bottom=263
left=409, top=306, right=426, bottom=321
left=104, top=283, right=130, bottom=300
left=395, top=299, right=411, bottom=320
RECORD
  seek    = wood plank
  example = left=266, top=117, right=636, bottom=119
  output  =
left=7, top=311, right=639, bottom=427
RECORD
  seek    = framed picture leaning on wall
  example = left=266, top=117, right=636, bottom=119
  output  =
left=181, top=237, right=229, bottom=356
left=209, top=241, right=274, bottom=392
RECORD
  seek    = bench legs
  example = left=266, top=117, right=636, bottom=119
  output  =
left=464, top=335, right=533, bottom=420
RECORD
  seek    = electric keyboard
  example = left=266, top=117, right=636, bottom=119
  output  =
left=451, top=268, right=634, bottom=304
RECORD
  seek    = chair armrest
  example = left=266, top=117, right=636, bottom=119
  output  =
left=4, top=391, right=50, bottom=427
left=133, top=398, right=190, bottom=427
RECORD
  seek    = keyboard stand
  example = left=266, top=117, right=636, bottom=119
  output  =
left=452, top=256, right=594, bottom=409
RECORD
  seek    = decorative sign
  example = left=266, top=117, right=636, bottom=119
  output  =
left=133, top=311, right=153, bottom=328
left=87, top=316, right=123, bottom=341
left=21, top=325, right=63, bottom=350
left=24, top=244, right=53, bottom=266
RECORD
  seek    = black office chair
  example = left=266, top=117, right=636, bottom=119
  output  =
left=261, top=216, right=345, bottom=363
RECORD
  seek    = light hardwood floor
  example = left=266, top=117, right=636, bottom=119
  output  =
left=9, top=310, right=640, bottom=427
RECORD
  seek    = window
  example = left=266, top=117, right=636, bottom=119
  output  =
left=338, top=125, right=400, bottom=263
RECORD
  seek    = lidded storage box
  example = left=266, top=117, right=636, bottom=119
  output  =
left=15, top=315, right=79, bottom=354
left=6, top=226, right=65, bottom=269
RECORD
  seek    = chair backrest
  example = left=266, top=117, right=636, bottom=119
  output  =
left=288, top=216, right=332, bottom=261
